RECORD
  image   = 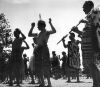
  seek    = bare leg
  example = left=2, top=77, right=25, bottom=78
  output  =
left=47, top=77, right=52, bottom=87
left=38, top=72, right=45, bottom=87
left=89, top=63, right=100, bottom=87
left=29, top=70, right=35, bottom=84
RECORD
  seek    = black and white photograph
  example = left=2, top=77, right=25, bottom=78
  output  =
left=0, top=0, right=100, bottom=87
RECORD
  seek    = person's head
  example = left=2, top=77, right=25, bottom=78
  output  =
left=83, top=0, right=94, bottom=14
left=62, top=51, right=66, bottom=56
left=37, top=20, right=46, bottom=31
left=76, top=40, right=80, bottom=45
left=23, top=54, right=27, bottom=58
left=14, top=28, right=20, bottom=38
left=52, top=51, right=56, bottom=56
left=69, top=33, right=75, bottom=41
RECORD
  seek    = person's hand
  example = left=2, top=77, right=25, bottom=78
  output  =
left=31, top=22, right=35, bottom=27
left=62, top=37, right=65, bottom=42
left=71, top=26, right=78, bottom=32
left=79, top=19, right=87, bottom=23
left=49, top=18, right=52, bottom=24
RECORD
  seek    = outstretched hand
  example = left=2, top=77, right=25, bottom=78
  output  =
left=62, top=37, right=65, bottom=42
left=71, top=26, right=78, bottom=32
left=79, top=19, right=87, bottom=23
left=49, top=18, right=52, bottom=23
left=31, top=22, right=35, bottom=27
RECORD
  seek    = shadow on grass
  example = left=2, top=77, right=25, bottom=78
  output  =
left=65, top=81, right=92, bottom=83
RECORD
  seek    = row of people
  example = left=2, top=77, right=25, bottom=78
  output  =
left=0, top=0, right=100, bottom=87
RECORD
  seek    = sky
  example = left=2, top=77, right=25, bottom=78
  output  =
left=0, top=0, right=100, bottom=66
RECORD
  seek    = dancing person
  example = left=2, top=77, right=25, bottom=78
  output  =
left=9, top=28, right=26, bottom=86
left=62, top=33, right=80, bottom=82
left=17, top=40, right=30, bottom=83
left=28, top=18, right=56, bottom=87
left=71, top=1, right=100, bottom=87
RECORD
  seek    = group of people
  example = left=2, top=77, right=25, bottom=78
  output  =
left=0, top=0, right=100, bottom=87
left=70, top=1, right=100, bottom=87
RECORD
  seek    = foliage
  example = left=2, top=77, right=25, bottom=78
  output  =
left=0, top=13, right=12, bottom=48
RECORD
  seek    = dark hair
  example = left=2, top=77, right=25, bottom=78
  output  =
left=52, top=51, right=56, bottom=55
left=62, top=51, right=66, bottom=55
left=38, top=20, right=46, bottom=28
left=14, top=28, right=20, bottom=37
left=23, top=54, right=27, bottom=57
left=83, top=1, right=94, bottom=9
left=70, top=33, right=75, bottom=37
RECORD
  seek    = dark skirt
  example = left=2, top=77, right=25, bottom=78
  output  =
left=34, top=45, right=51, bottom=77
left=9, top=49, right=22, bottom=75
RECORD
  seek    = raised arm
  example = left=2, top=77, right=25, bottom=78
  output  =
left=62, top=38, right=68, bottom=48
left=20, top=30, right=26, bottom=40
left=48, top=18, right=56, bottom=34
left=28, top=22, right=37, bottom=37
left=71, top=26, right=83, bottom=36
left=22, top=40, right=29, bottom=49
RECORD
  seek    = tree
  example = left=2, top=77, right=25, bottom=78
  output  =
left=0, top=13, right=12, bottom=48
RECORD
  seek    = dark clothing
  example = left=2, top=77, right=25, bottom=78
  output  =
left=51, top=56, right=59, bottom=67
left=23, top=57, right=28, bottom=75
left=61, top=55, right=67, bottom=75
left=24, top=58, right=28, bottom=67
left=9, top=37, right=24, bottom=85
left=10, top=38, right=23, bottom=63
left=61, top=55, right=67, bottom=68
left=34, top=45, right=51, bottom=77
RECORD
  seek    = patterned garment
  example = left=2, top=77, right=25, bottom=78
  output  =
left=82, top=7, right=100, bottom=67
left=68, top=41, right=80, bottom=69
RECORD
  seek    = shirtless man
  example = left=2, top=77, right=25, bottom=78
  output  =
left=28, top=18, right=56, bottom=87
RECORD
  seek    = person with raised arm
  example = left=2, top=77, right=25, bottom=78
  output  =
left=62, top=33, right=80, bottom=82
left=9, top=28, right=26, bottom=86
left=71, top=1, right=100, bottom=87
left=28, top=18, right=56, bottom=87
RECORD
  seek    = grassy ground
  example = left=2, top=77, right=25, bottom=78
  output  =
left=0, top=77, right=93, bottom=87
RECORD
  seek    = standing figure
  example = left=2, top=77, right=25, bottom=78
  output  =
left=28, top=38, right=38, bottom=84
left=23, top=54, right=29, bottom=80
left=9, top=28, right=26, bottom=86
left=28, top=18, right=56, bottom=87
left=62, top=33, right=80, bottom=82
left=19, top=40, right=29, bottom=83
left=60, top=51, right=68, bottom=78
left=71, top=1, right=100, bottom=87
left=51, top=51, right=60, bottom=79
